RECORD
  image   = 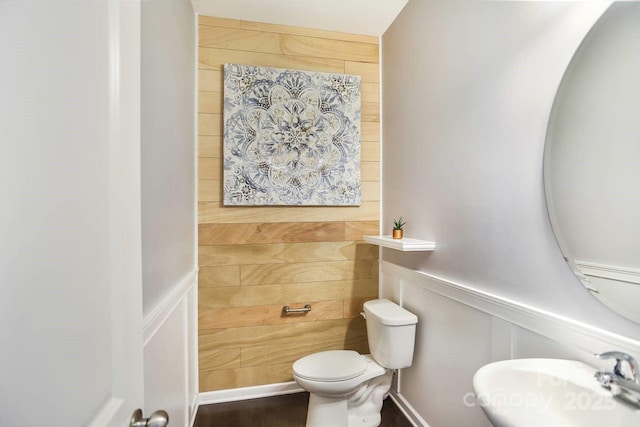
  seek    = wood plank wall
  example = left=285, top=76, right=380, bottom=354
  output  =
left=197, top=16, right=380, bottom=392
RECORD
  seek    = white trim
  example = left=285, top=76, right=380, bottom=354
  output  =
left=143, top=269, right=197, bottom=346
left=378, top=33, right=384, bottom=242
left=191, top=12, right=200, bottom=426
left=575, top=260, right=640, bottom=286
left=188, top=394, right=199, bottom=427
left=388, top=391, right=428, bottom=427
left=188, top=284, right=199, bottom=426
left=183, top=292, right=190, bottom=427
left=86, top=397, right=125, bottom=427
left=192, top=9, right=201, bottom=406
left=381, top=261, right=640, bottom=357
left=107, top=0, right=144, bottom=421
left=198, top=382, right=304, bottom=405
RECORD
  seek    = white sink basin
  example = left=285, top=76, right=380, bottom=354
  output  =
left=473, top=358, right=640, bottom=427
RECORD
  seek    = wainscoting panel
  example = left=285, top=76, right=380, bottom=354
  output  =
left=380, top=261, right=640, bottom=427
left=143, top=272, right=198, bottom=427
left=385, top=279, right=494, bottom=427
left=197, top=16, right=381, bottom=392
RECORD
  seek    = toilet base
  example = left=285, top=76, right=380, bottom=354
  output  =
left=305, top=370, right=393, bottom=427
left=306, top=394, right=349, bottom=427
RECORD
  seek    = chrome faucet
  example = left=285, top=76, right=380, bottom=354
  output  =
left=594, top=351, right=640, bottom=406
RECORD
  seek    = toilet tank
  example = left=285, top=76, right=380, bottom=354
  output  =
left=363, top=299, right=418, bottom=369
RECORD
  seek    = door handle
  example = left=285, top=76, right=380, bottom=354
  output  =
left=130, top=408, right=169, bottom=427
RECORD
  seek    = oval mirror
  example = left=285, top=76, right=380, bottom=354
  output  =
left=544, top=2, right=640, bottom=324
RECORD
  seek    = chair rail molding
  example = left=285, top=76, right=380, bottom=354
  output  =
left=143, top=268, right=198, bottom=346
left=380, top=261, right=640, bottom=358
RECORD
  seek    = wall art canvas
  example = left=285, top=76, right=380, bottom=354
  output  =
left=223, top=63, right=361, bottom=206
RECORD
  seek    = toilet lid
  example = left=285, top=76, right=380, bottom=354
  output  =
left=293, top=350, right=367, bottom=382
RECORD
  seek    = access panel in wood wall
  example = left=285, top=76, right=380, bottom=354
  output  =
left=197, top=16, right=380, bottom=392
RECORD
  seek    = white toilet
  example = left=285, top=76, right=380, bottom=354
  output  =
left=292, top=299, right=418, bottom=427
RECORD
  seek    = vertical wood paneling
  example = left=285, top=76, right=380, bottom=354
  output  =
left=197, top=16, right=380, bottom=392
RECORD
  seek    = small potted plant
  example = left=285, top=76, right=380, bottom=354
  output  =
left=392, top=217, right=406, bottom=239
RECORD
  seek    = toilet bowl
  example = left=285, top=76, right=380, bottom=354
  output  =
left=293, top=351, right=386, bottom=396
left=292, top=299, right=418, bottom=427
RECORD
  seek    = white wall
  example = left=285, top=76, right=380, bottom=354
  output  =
left=381, top=1, right=640, bottom=425
left=140, top=0, right=198, bottom=424
left=381, top=1, right=639, bottom=335
left=141, top=0, right=196, bottom=316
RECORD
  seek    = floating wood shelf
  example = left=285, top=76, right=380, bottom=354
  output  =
left=363, top=235, right=436, bottom=252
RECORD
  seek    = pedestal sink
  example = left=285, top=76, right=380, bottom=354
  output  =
left=472, top=359, right=640, bottom=427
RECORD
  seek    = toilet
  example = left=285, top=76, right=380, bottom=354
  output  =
left=292, top=299, right=418, bottom=427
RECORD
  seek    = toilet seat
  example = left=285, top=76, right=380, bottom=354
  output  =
left=293, top=350, right=367, bottom=382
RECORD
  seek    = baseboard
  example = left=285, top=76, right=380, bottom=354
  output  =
left=198, top=382, right=304, bottom=406
left=388, top=390, right=429, bottom=427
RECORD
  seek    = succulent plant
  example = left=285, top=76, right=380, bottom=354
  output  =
left=393, top=217, right=406, bottom=230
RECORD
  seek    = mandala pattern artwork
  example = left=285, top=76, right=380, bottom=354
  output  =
left=223, top=63, right=361, bottom=206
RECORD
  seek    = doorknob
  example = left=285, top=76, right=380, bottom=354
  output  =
left=130, top=408, right=169, bottom=427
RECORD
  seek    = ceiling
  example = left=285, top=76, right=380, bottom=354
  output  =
left=191, top=0, right=409, bottom=37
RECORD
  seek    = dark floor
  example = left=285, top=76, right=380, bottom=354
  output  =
left=194, top=392, right=413, bottom=427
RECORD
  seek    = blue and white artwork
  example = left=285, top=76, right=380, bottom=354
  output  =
left=223, top=63, right=361, bottom=206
